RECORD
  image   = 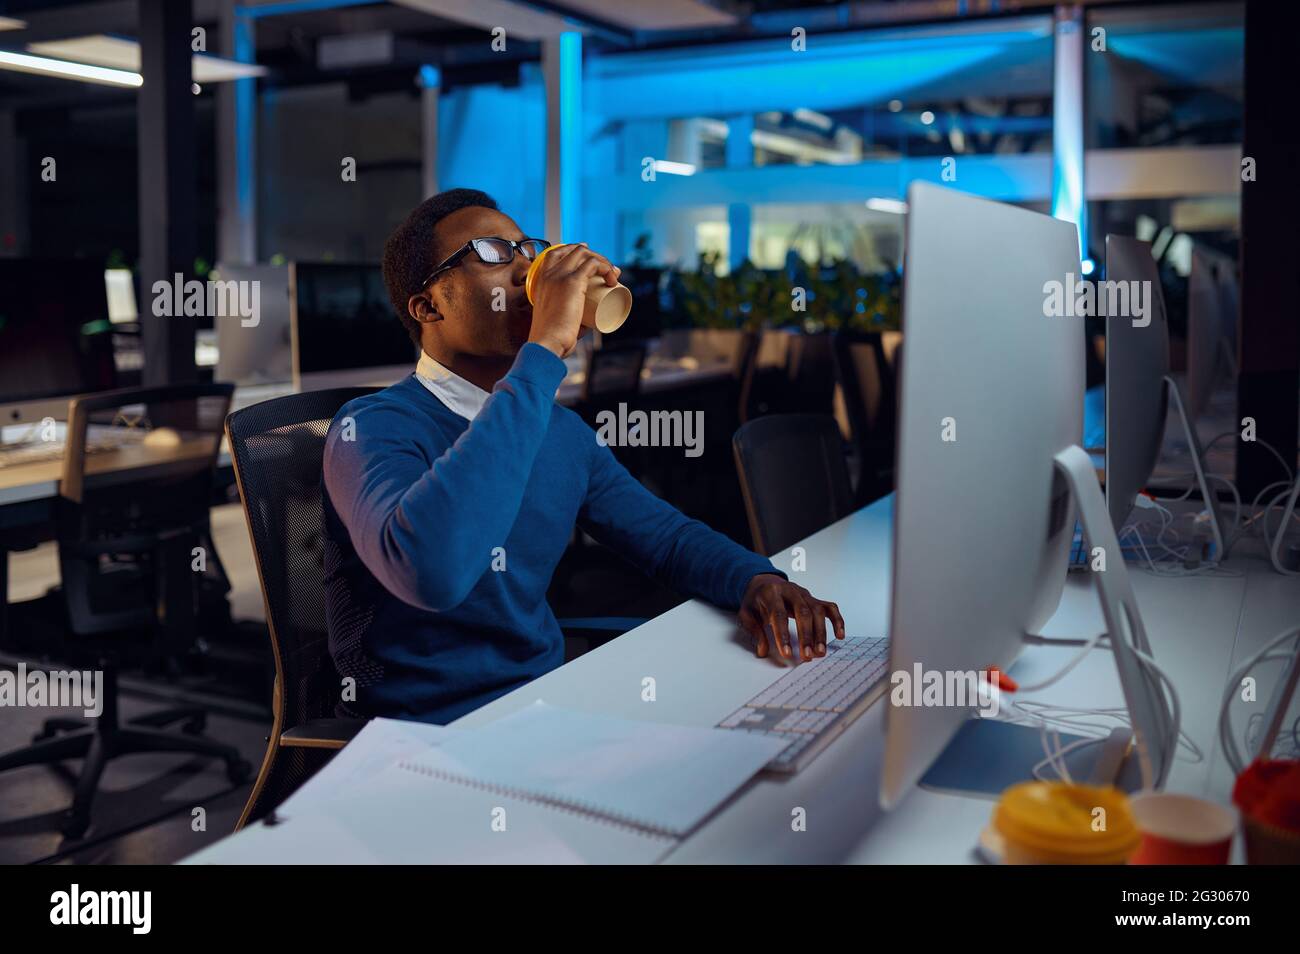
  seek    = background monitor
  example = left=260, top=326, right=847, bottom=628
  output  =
left=104, top=268, right=138, bottom=324
left=213, top=263, right=294, bottom=387
left=291, top=262, right=417, bottom=389
left=1185, top=247, right=1229, bottom=420
left=0, top=259, right=118, bottom=427
left=881, top=183, right=1084, bottom=809
left=1104, top=235, right=1171, bottom=534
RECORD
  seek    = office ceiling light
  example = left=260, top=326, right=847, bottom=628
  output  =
left=865, top=198, right=908, bottom=215
left=0, top=49, right=141, bottom=87
left=653, top=159, right=696, bottom=176
left=394, top=0, right=580, bottom=41
left=28, top=35, right=266, bottom=83
left=551, top=0, right=735, bottom=30
left=792, top=108, right=834, bottom=131
left=0, top=16, right=27, bottom=31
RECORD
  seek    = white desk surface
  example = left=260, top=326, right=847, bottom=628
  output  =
left=187, top=495, right=1300, bottom=864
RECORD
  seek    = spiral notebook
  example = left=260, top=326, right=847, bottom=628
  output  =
left=396, top=700, right=788, bottom=839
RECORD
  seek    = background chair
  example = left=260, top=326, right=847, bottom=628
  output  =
left=833, top=330, right=898, bottom=506
left=579, top=340, right=646, bottom=408
left=732, top=413, right=855, bottom=556
left=574, top=339, right=648, bottom=478
left=0, top=383, right=249, bottom=839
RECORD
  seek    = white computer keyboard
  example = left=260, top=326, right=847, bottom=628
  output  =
left=716, top=635, right=890, bottom=773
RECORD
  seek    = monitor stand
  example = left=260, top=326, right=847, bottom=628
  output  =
left=919, top=444, right=1171, bottom=799
left=1163, top=374, right=1228, bottom=561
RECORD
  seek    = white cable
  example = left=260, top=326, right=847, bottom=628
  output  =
left=1218, top=624, right=1300, bottom=776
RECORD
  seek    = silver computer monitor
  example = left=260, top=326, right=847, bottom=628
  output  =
left=880, top=184, right=1085, bottom=808
left=1104, top=235, right=1170, bottom=533
left=213, top=263, right=294, bottom=386
left=881, top=187, right=1175, bottom=808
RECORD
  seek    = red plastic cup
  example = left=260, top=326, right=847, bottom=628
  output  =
left=1128, top=793, right=1236, bottom=865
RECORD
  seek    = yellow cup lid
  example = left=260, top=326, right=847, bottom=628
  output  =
left=993, top=781, right=1140, bottom=862
left=524, top=243, right=570, bottom=305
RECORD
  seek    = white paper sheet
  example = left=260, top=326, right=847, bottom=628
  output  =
left=276, top=717, right=459, bottom=817
left=401, top=700, right=787, bottom=836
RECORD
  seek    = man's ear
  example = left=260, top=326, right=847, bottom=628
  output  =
left=407, top=291, right=442, bottom=324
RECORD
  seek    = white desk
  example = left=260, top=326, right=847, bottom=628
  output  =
left=187, top=495, right=1298, bottom=864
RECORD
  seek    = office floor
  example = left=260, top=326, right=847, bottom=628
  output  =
left=2, top=501, right=689, bottom=864
left=1, top=504, right=270, bottom=865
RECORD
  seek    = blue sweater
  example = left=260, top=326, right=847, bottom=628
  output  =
left=321, top=342, right=778, bottom=724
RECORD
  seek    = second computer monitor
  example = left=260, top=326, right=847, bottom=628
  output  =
left=213, top=263, right=294, bottom=387
left=291, top=262, right=417, bottom=389
left=880, top=183, right=1084, bottom=809
left=1104, top=235, right=1170, bottom=534
left=1186, top=248, right=1230, bottom=420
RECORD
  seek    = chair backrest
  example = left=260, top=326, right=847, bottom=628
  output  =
left=58, top=383, right=233, bottom=635
left=224, top=387, right=376, bottom=818
left=783, top=332, right=837, bottom=414
left=732, top=413, right=854, bottom=556
left=582, top=341, right=646, bottom=402
left=833, top=331, right=897, bottom=443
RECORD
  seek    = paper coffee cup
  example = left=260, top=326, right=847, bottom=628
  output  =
left=525, top=244, right=632, bottom=334
left=990, top=781, right=1140, bottom=864
left=1128, top=792, right=1236, bottom=865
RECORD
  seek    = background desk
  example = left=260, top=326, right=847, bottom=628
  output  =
left=187, top=495, right=1299, bottom=863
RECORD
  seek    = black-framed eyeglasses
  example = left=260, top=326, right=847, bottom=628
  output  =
left=421, top=237, right=551, bottom=287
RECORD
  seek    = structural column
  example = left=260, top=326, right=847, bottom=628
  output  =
left=137, top=0, right=197, bottom=385
left=1051, top=4, right=1087, bottom=262
left=543, top=32, right=582, bottom=245
left=217, top=0, right=257, bottom=265
left=1238, top=0, right=1300, bottom=499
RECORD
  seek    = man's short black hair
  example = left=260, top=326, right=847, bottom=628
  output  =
left=382, top=188, right=499, bottom=346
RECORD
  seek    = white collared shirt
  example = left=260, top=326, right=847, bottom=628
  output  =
left=414, top=350, right=491, bottom=421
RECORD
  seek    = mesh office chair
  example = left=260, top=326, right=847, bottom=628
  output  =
left=224, top=388, right=376, bottom=829
left=832, top=331, right=898, bottom=506
left=0, top=383, right=250, bottom=839
left=227, top=387, right=645, bottom=826
left=732, top=414, right=855, bottom=556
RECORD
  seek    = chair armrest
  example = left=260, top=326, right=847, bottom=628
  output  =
left=280, top=717, right=367, bottom=750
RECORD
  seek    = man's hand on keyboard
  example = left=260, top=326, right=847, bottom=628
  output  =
left=738, top=574, right=846, bottom=663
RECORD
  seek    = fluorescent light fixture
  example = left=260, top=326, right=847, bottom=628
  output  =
left=394, top=0, right=578, bottom=41
left=865, top=198, right=908, bottom=215
left=751, top=129, right=857, bottom=165
left=0, top=49, right=141, bottom=87
left=793, top=108, right=833, bottom=131
left=1081, top=258, right=1096, bottom=276
left=28, top=35, right=266, bottom=83
left=0, top=16, right=27, bottom=31
left=653, top=159, right=696, bottom=176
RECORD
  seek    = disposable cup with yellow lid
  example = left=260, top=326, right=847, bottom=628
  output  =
left=525, top=243, right=632, bottom=335
left=981, top=781, right=1141, bottom=865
